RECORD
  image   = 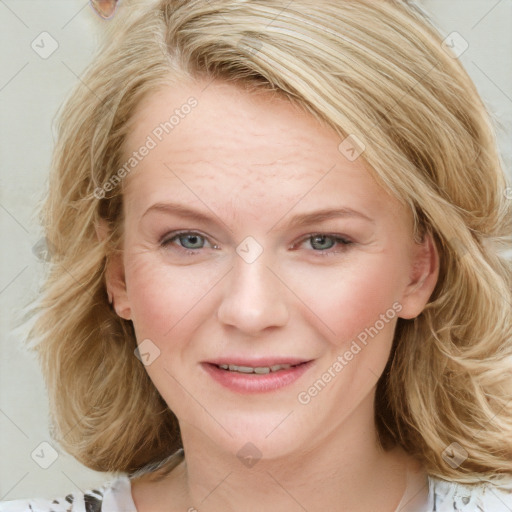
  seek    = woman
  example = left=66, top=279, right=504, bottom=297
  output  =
left=2, top=0, right=512, bottom=510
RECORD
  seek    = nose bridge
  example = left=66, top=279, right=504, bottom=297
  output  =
left=217, top=244, right=289, bottom=334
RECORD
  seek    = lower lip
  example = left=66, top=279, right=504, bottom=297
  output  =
left=201, top=361, right=314, bottom=394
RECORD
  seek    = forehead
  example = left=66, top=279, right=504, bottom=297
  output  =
left=120, top=77, right=406, bottom=225
left=125, top=79, right=344, bottom=168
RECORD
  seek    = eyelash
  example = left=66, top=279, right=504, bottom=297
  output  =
left=159, top=231, right=353, bottom=257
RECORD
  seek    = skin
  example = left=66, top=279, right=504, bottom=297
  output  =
left=100, top=77, right=439, bottom=512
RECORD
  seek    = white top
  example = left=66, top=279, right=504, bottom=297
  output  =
left=1, top=472, right=512, bottom=511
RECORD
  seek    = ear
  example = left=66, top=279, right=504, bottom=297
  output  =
left=398, top=231, right=440, bottom=320
left=95, top=218, right=132, bottom=321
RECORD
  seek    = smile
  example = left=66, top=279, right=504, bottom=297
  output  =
left=216, top=363, right=297, bottom=374
left=201, top=360, right=314, bottom=393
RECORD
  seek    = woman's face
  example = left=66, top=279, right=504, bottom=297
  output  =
left=107, top=78, right=438, bottom=459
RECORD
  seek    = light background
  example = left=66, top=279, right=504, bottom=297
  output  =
left=0, top=0, right=511, bottom=501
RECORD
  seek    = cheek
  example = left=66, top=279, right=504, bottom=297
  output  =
left=288, top=252, right=405, bottom=348
left=124, top=251, right=221, bottom=341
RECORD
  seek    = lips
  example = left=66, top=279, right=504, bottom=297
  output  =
left=201, top=358, right=314, bottom=393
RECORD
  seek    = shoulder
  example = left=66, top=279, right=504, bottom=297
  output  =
left=429, top=474, right=512, bottom=511
left=0, top=475, right=135, bottom=512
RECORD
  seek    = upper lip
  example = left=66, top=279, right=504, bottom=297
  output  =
left=204, top=357, right=312, bottom=367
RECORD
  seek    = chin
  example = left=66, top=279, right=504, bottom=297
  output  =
left=209, top=412, right=308, bottom=462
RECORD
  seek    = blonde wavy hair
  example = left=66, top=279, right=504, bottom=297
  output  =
left=22, top=0, right=512, bottom=485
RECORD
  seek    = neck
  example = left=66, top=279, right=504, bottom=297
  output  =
left=166, top=398, right=428, bottom=512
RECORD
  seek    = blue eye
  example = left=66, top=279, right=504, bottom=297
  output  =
left=295, top=233, right=353, bottom=256
left=160, top=231, right=215, bottom=256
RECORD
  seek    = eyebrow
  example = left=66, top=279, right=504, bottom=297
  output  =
left=140, top=202, right=375, bottom=230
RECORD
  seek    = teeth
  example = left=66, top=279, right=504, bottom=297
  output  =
left=229, top=364, right=254, bottom=373
left=218, top=363, right=294, bottom=374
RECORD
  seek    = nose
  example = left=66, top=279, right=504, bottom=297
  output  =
left=216, top=252, right=289, bottom=335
